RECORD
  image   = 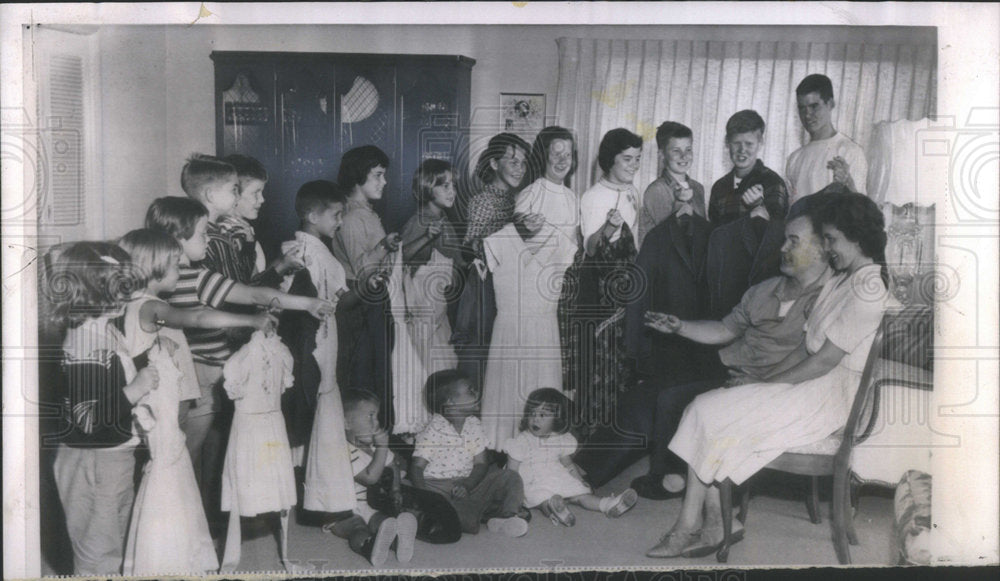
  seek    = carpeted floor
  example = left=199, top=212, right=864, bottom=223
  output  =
left=222, top=456, right=897, bottom=574
left=39, top=454, right=897, bottom=575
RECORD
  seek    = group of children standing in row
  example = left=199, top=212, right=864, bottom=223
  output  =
left=46, top=144, right=638, bottom=576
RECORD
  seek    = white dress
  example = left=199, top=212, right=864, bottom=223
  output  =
left=668, top=264, right=887, bottom=486
left=220, top=330, right=297, bottom=516
left=516, top=177, right=581, bottom=251
left=389, top=245, right=458, bottom=434
left=504, top=431, right=591, bottom=507
left=122, top=296, right=218, bottom=575
left=480, top=223, right=578, bottom=447
left=281, top=232, right=357, bottom=514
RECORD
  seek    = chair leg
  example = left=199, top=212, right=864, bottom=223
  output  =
left=717, top=479, right=733, bottom=563
left=846, top=478, right=859, bottom=546
left=737, top=485, right=750, bottom=524
left=832, top=465, right=852, bottom=564
left=805, top=476, right=822, bottom=524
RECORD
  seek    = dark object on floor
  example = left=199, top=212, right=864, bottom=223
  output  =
left=630, top=474, right=681, bottom=501
left=367, top=475, right=462, bottom=545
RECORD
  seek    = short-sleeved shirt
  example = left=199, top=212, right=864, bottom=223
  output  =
left=58, top=316, right=141, bottom=448
left=580, top=178, right=639, bottom=245
left=719, top=271, right=830, bottom=380
left=413, top=414, right=487, bottom=480
left=331, top=197, right=387, bottom=282
left=163, top=266, right=237, bottom=365
left=785, top=132, right=868, bottom=203
left=348, top=442, right=395, bottom=522
left=805, top=263, right=888, bottom=372
left=638, top=170, right=706, bottom=245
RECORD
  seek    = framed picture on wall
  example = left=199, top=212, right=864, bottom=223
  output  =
left=500, top=92, right=545, bottom=136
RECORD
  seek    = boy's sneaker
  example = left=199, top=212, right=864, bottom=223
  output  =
left=486, top=516, right=529, bottom=537
left=602, top=488, right=638, bottom=518
left=365, top=517, right=397, bottom=567
left=394, top=512, right=418, bottom=563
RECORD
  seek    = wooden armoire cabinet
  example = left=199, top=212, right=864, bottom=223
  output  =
left=211, top=51, right=475, bottom=257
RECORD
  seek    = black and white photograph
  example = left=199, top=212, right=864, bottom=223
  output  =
left=1, top=2, right=998, bottom=578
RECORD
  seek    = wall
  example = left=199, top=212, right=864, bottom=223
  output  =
left=95, top=23, right=935, bottom=239
left=97, top=27, right=168, bottom=239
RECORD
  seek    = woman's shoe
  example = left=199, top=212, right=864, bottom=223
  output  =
left=680, top=524, right=745, bottom=558
left=646, top=530, right=701, bottom=558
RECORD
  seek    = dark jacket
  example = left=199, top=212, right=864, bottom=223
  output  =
left=708, top=159, right=789, bottom=226
left=624, top=214, right=717, bottom=383
left=277, top=269, right=322, bottom=448
left=705, top=214, right=786, bottom=320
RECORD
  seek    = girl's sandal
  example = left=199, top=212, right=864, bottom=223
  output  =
left=544, top=495, right=576, bottom=527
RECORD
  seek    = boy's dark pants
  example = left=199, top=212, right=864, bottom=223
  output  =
left=423, top=466, right=524, bottom=534
left=330, top=511, right=394, bottom=557
left=335, top=483, right=463, bottom=545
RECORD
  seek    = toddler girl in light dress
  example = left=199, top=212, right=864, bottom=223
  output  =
left=504, top=388, right=638, bottom=526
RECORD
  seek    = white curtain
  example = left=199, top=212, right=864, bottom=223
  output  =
left=554, top=37, right=937, bottom=199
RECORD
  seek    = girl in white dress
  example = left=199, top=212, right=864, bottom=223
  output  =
left=516, top=126, right=581, bottom=251
left=505, top=388, right=637, bottom=526
left=117, top=229, right=273, bottom=575
left=480, top=216, right=578, bottom=447
left=517, top=127, right=582, bottom=392
left=647, top=193, right=890, bottom=559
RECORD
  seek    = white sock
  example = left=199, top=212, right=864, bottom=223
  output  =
left=599, top=495, right=616, bottom=513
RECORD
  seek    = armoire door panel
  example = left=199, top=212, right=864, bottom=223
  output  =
left=212, top=52, right=474, bottom=258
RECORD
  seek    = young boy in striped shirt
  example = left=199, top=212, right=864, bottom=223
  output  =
left=145, top=196, right=334, bottom=517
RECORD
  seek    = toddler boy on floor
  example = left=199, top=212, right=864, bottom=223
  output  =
left=326, top=389, right=418, bottom=567
left=409, top=369, right=529, bottom=537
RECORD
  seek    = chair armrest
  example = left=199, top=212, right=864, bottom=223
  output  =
left=873, top=358, right=933, bottom=390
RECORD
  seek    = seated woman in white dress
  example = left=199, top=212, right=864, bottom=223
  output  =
left=646, top=192, right=890, bottom=558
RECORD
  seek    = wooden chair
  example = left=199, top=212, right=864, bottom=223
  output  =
left=716, top=307, right=933, bottom=563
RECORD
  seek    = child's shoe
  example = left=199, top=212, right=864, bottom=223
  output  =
left=394, top=512, right=418, bottom=563
left=363, top=517, right=397, bottom=567
left=486, top=516, right=529, bottom=537
left=542, top=495, right=576, bottom=527
left=601, top=488, right=638, bottom=518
